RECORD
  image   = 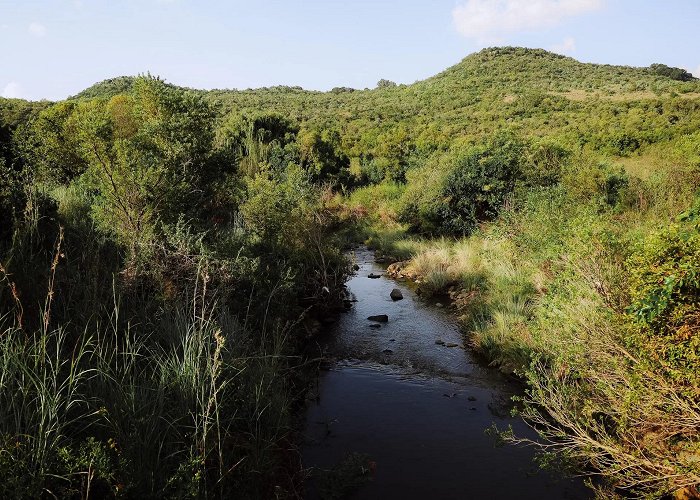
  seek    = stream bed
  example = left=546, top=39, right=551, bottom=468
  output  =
left=302, top=247, right=591, bottom=499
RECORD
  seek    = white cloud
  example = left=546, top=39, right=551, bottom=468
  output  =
left=28, top=22, right=47, bottom=37
left=1, top=82, right=24, bottom=99
left=550, top=36, right=576, bottom=54
left=453, top=0, right=603, bottom=42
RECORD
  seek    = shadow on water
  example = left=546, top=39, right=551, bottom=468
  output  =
left=302, top=247, right=591, bottom=500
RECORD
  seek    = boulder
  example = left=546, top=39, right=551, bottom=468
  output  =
left=390, top=288, right=403, bottom=301
left=367, top=314, right=389, bottom=322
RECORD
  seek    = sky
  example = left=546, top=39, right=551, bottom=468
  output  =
left=1, top=0, right=699, bottom=101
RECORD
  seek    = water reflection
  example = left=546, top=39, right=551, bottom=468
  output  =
left=302, top=248, right=590, bottom=499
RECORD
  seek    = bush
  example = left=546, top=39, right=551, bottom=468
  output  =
left=627, top=201, right=700, bottom=392
left=522, top=140, right=570, bottom=187
left=436, top=133, right=525, bottom=236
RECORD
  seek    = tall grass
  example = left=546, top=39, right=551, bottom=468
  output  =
left=0, top=324, right=98, bottom=497
left=0, top=202, right=307, bottom=498
left=0, top=287, right=301, bottom=498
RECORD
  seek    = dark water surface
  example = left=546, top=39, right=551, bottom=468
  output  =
left=302, top=247, right=591, bottom=499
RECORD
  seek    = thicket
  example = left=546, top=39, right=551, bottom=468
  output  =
left=0, top=76, right=348, bottom=498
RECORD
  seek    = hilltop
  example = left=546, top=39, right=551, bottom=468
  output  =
left=5, top=47, right=700, bottom=184
left=72, top=47, right=699, bottom=101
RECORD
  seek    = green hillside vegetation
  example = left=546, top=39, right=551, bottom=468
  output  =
left=0, top=47, right=699, bottom=498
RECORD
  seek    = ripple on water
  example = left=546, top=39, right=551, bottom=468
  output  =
left=302, top=247, right=591, bottom=499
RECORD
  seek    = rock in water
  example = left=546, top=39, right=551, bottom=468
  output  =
left=435, top=339, right=445, bottom=345
left=369, top=323, right=382, bottom=329
left=368, top=273, right=381, bottom=279
left=390, top=288, right=403, bottom=301
left=367, top=314, right=389, bottom=322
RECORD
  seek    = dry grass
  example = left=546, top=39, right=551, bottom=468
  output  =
left=551, top=90, right=700, bottom=102
left=401, top=236, right=540, bottom=368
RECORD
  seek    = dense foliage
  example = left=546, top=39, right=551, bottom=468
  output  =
left=0, top=76, right=349, bottom=499
left=1, top=46, right=699, bottom=498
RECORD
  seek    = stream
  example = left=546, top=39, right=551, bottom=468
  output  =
left=302, top=247, right=591, bottom=499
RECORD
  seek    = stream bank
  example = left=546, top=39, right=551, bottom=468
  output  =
left=301, top=247, right=591, bottom=499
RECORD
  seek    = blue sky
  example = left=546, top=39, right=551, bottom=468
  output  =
left=1, top=0, right=699, bottom=100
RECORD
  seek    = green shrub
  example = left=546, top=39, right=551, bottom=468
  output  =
left=522, top=140, right=570, bottom=187
left=627, top=202, right=700, bottom=391
left=436, top=133, right=525, bottom=236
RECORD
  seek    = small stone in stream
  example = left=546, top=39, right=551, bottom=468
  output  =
left=445, top=343, right=459, bottom=348
left=435, top=302, right=444, bottom=308
left=369, top=323, right=381, bottom=329
left=435, top=339, right=445, bottom=345
left=467, top=396, right=477, bottom=401
left=389, top=339, right=395, bottom=342
left=367, top=314, right=389, bottom=322
left=352, top=264, right=360, bottom=271
left=368, top=273, right=381, bottom=279
left=390, top=288, right=403, bottom=301
left=382, top=349, right=393, bottom=354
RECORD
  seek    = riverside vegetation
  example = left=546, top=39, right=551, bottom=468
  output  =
left=0, top=47, right=699, bottom=498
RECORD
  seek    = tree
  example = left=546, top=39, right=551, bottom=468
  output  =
left=20, top=101, right=88, bottom=184
left=649, top=64, right=695, bottom=82
left=71, top=76, right=216, bottom=257
left=217, top=112, right=298, bottom=177
left=297, top=127, right=349, bottom=184
left=376, top=79, right=397, bottom=89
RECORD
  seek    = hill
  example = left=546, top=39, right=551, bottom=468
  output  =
left=1, top=47, right=699, bottom=499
